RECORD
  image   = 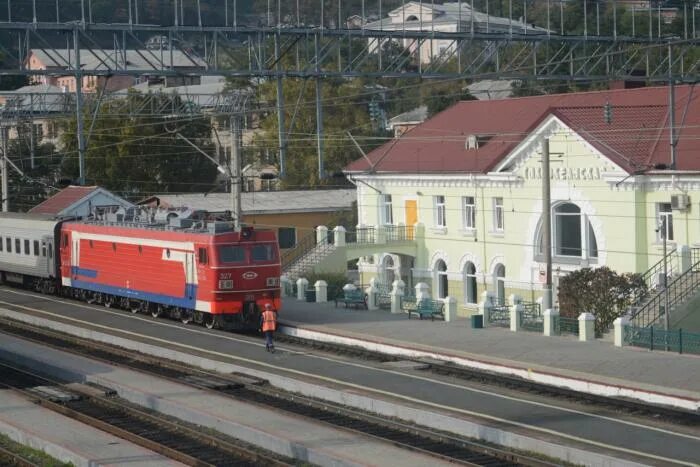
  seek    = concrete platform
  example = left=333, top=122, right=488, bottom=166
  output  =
left=0, top=332, right=456, bottom=467
left=279, top=298, right=700, bottom=410
left=0, top=389, right=180, bottom=467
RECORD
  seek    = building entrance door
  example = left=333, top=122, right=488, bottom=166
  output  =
left=405, top=200, right=417, bottom=240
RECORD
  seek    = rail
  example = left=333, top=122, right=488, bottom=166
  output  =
left=519, top=301, right=543, bottom=333
left=555, top=316, right=580, bottom=336
left=281, top=230, right=322, bottom=272
left=631, top=255, right=700, bottom=328
left=488, top=301, right=510, bottom=327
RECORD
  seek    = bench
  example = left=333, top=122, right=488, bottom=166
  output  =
left=334, top=289, right=368, bottom=309
left=407, top=298, right=444, bottom=321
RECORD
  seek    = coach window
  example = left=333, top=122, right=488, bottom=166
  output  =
left=24, top=239, right=30, bottom=255
left=33, top=240, right=39, bottom=256
left=15, top=239, right=20, bottom=254
left=6, top=238, right=11, bottom=252
left=198, top=247, right=208, bottom=264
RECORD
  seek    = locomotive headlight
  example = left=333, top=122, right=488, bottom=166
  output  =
left=219, top=279, right=234, bottom=289
left=266, top=277, right=280, bottom=287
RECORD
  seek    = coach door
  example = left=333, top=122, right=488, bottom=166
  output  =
left=42, top=236, right=55, bottom=277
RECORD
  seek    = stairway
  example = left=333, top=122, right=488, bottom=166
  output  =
left=630, top=250, right=700, bottom=328
left=281, top=231, right=337, bottom=281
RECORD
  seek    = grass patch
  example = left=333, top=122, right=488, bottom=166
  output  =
left=0, top=433, right=73, bottom=467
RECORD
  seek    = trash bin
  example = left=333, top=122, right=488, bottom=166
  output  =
left=471, top=314, right=483, bottom=329
left=305, top=289, right=316, bottom=302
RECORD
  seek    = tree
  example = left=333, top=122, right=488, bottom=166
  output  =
left=558, top=267, right=647, bottom=334
left=60, top=91, right=219, bottom=197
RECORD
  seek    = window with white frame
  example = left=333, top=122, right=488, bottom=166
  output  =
left=462, top=196, right=476, bottom=230
left=380, top=194, right=393, bottom=224
left=657, top=203, right=674, bottom=241
left=434, top=195, right=446, bottom=227
left=493, top=197, right=504, bottom=231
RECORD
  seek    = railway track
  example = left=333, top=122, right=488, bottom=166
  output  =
left=275, top=333, right=700, bottom=426
left=0, top=317, right=555, bottom=467
left=0, top=360, right=292, bottom=467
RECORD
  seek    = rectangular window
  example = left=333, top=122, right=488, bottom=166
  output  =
left=6, top=238, right=11, bottom=253
left=251, top=244, right=276, bottom=263
left=434, top=195, right=446, bottom=227
left=218, top=245, right=246, bottom=263
left=463, top=196, right=476, bottom=229
left=15, top=239, right=20, bottom=254
left=657, top=203, right=674, bottom=241
left=0, top=237, right=3, bottom=252
left=198, top=247, right=208, bottom=264
left=33, top=240, right=39, bottom=256
left=380, top=194, right=393, bottom=225
left=24, top=239, right=30, bottom=255
left=493, top=197, right=504, bottom=231
left=278, top=227, right=296, bottom=249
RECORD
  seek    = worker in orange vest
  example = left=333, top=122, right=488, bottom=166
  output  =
left=260, top=303, right=278, bottom=353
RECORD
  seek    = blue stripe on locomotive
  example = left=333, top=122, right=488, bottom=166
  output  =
left=72, top=279, right=198, bottom=309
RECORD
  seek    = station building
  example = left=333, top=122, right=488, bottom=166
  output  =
left=344, top=85, right=700, bottom=315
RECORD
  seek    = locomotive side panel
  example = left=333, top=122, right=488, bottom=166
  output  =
left=62, top=226, right=199, bottom=309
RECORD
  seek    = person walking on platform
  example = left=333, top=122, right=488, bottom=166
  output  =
left=260, top=303, right=278, bottom=353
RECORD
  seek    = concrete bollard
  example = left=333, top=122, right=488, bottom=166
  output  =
left=578, top=312, right=596, bottom=342
left=443, top=296, right=457, bottom=322
left=614, top=316, right=630, bottom=347
left=366, top=282, right=379, bottom=311
left=280, top=276, right=292, bottom=298
left=333, top=225, right=346, bottom=247
left=315, top=280, right=328, bottom=303
left=478, top=291, right=494, bottom=328
left=316, top=225, right=329, bottom=244
left=510, top=302, right=523, bottom=332
left=415, top=282, right=430, bottom=301
left=296, top=278, right=308, bottom=301
left=390, top=279, right=405, bottom=314
left=543, top=308, right=559, bottom=337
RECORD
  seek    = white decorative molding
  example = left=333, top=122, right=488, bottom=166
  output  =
left=429, top=249, right=449, bottom=270
left=488, top=255, right=506, bottom=276
left=457, top=252, right=482, bottom=275
left=412, top=268, right=433, bottom=278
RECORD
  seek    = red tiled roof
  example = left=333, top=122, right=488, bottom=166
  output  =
left=29, top=185, right=99, bottom=215
left=345, top=85, right=700, bottom=175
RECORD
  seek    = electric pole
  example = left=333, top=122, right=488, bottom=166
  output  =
left=0, top=126, right=8, bottom=212
left=542, top=138, right=552, bottom=311
left=230, top=115, right=242, bottom=232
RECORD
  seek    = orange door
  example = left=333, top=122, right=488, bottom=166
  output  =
left=405, top=200, right=417, bottom=240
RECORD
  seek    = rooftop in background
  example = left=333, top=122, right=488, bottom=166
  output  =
left=0, top=84, right=67, bottom=113
left=29, top=186, right=134, bottom=218
left=467, top=80, right=517, bottom=101
left=141, top=189, right=356, bottom=215
left=346, top=85, right=700, bottom=175
left=27, top=49, right=206, bottom=71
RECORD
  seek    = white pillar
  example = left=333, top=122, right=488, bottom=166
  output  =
left=333, top=225, right=346, bottom=247
left=578, top=312, right=596, bottom=342
left=390, top=279, right=405, bottom=314
left=415, top=282, right=430, bottom=301
left=444, top=296, right=457, bottom=322
left=478, top=291, right=493, bottom=328
left=543, top=308, right=559, bottom=337
left=679, top=244, right=691, bottom=274
left=614, top=316, right=630, bottom=347
left=510, top=302, right=523, bottom=332
left=296, top=278, right=308, bottom=301
left=315, top=280, right=328, bottom=303
left=366, top=282, right=379, bottom=310
left=280, top=275, right=292, bottom=298
left=316, top=225, right=328, bottom=244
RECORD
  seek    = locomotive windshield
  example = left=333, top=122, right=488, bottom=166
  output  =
left=218, top=245, right=245, bottom=263
left=216, top=243, right=278, bottom=264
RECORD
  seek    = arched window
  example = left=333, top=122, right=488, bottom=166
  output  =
left=406, top=15, right=419, bottom=21
left=436, top=259, right=448, bottom=299
left=382, top=255, right=395, bottom=286
left=464, top=262, right=477, bottom=304
left=536, top=203, right=598, bottom=260
left=494, top=263, right=505, bottom=305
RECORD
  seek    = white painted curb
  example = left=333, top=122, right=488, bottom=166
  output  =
left=280, top=324, right=700, bottom=412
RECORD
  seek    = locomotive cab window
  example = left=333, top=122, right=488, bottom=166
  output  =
left=198, top=247, right=208, bottom=264
left=251, top=244, right=276, bottom=262
left=218, top=245, right=245, bottom=263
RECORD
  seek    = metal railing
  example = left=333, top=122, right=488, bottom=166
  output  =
left=624, top=325, right=700, bottom=355
left=346, top=227, right=376, bottom=244
left=519, top=302, right=543, bottom=333
left=345, top=225, right=416, bottom=245
left=488, top=302, right=510, bottom=327
left=555, top=316, right=579, bottom=336
left=631, top=255, right=700, bottom=328
left=281, top=230, right=334, bottom=279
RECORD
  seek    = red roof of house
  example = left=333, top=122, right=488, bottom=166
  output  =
left=345, top=85, right=700, bottom=175
left=29, top=185, right=99, bottom=215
